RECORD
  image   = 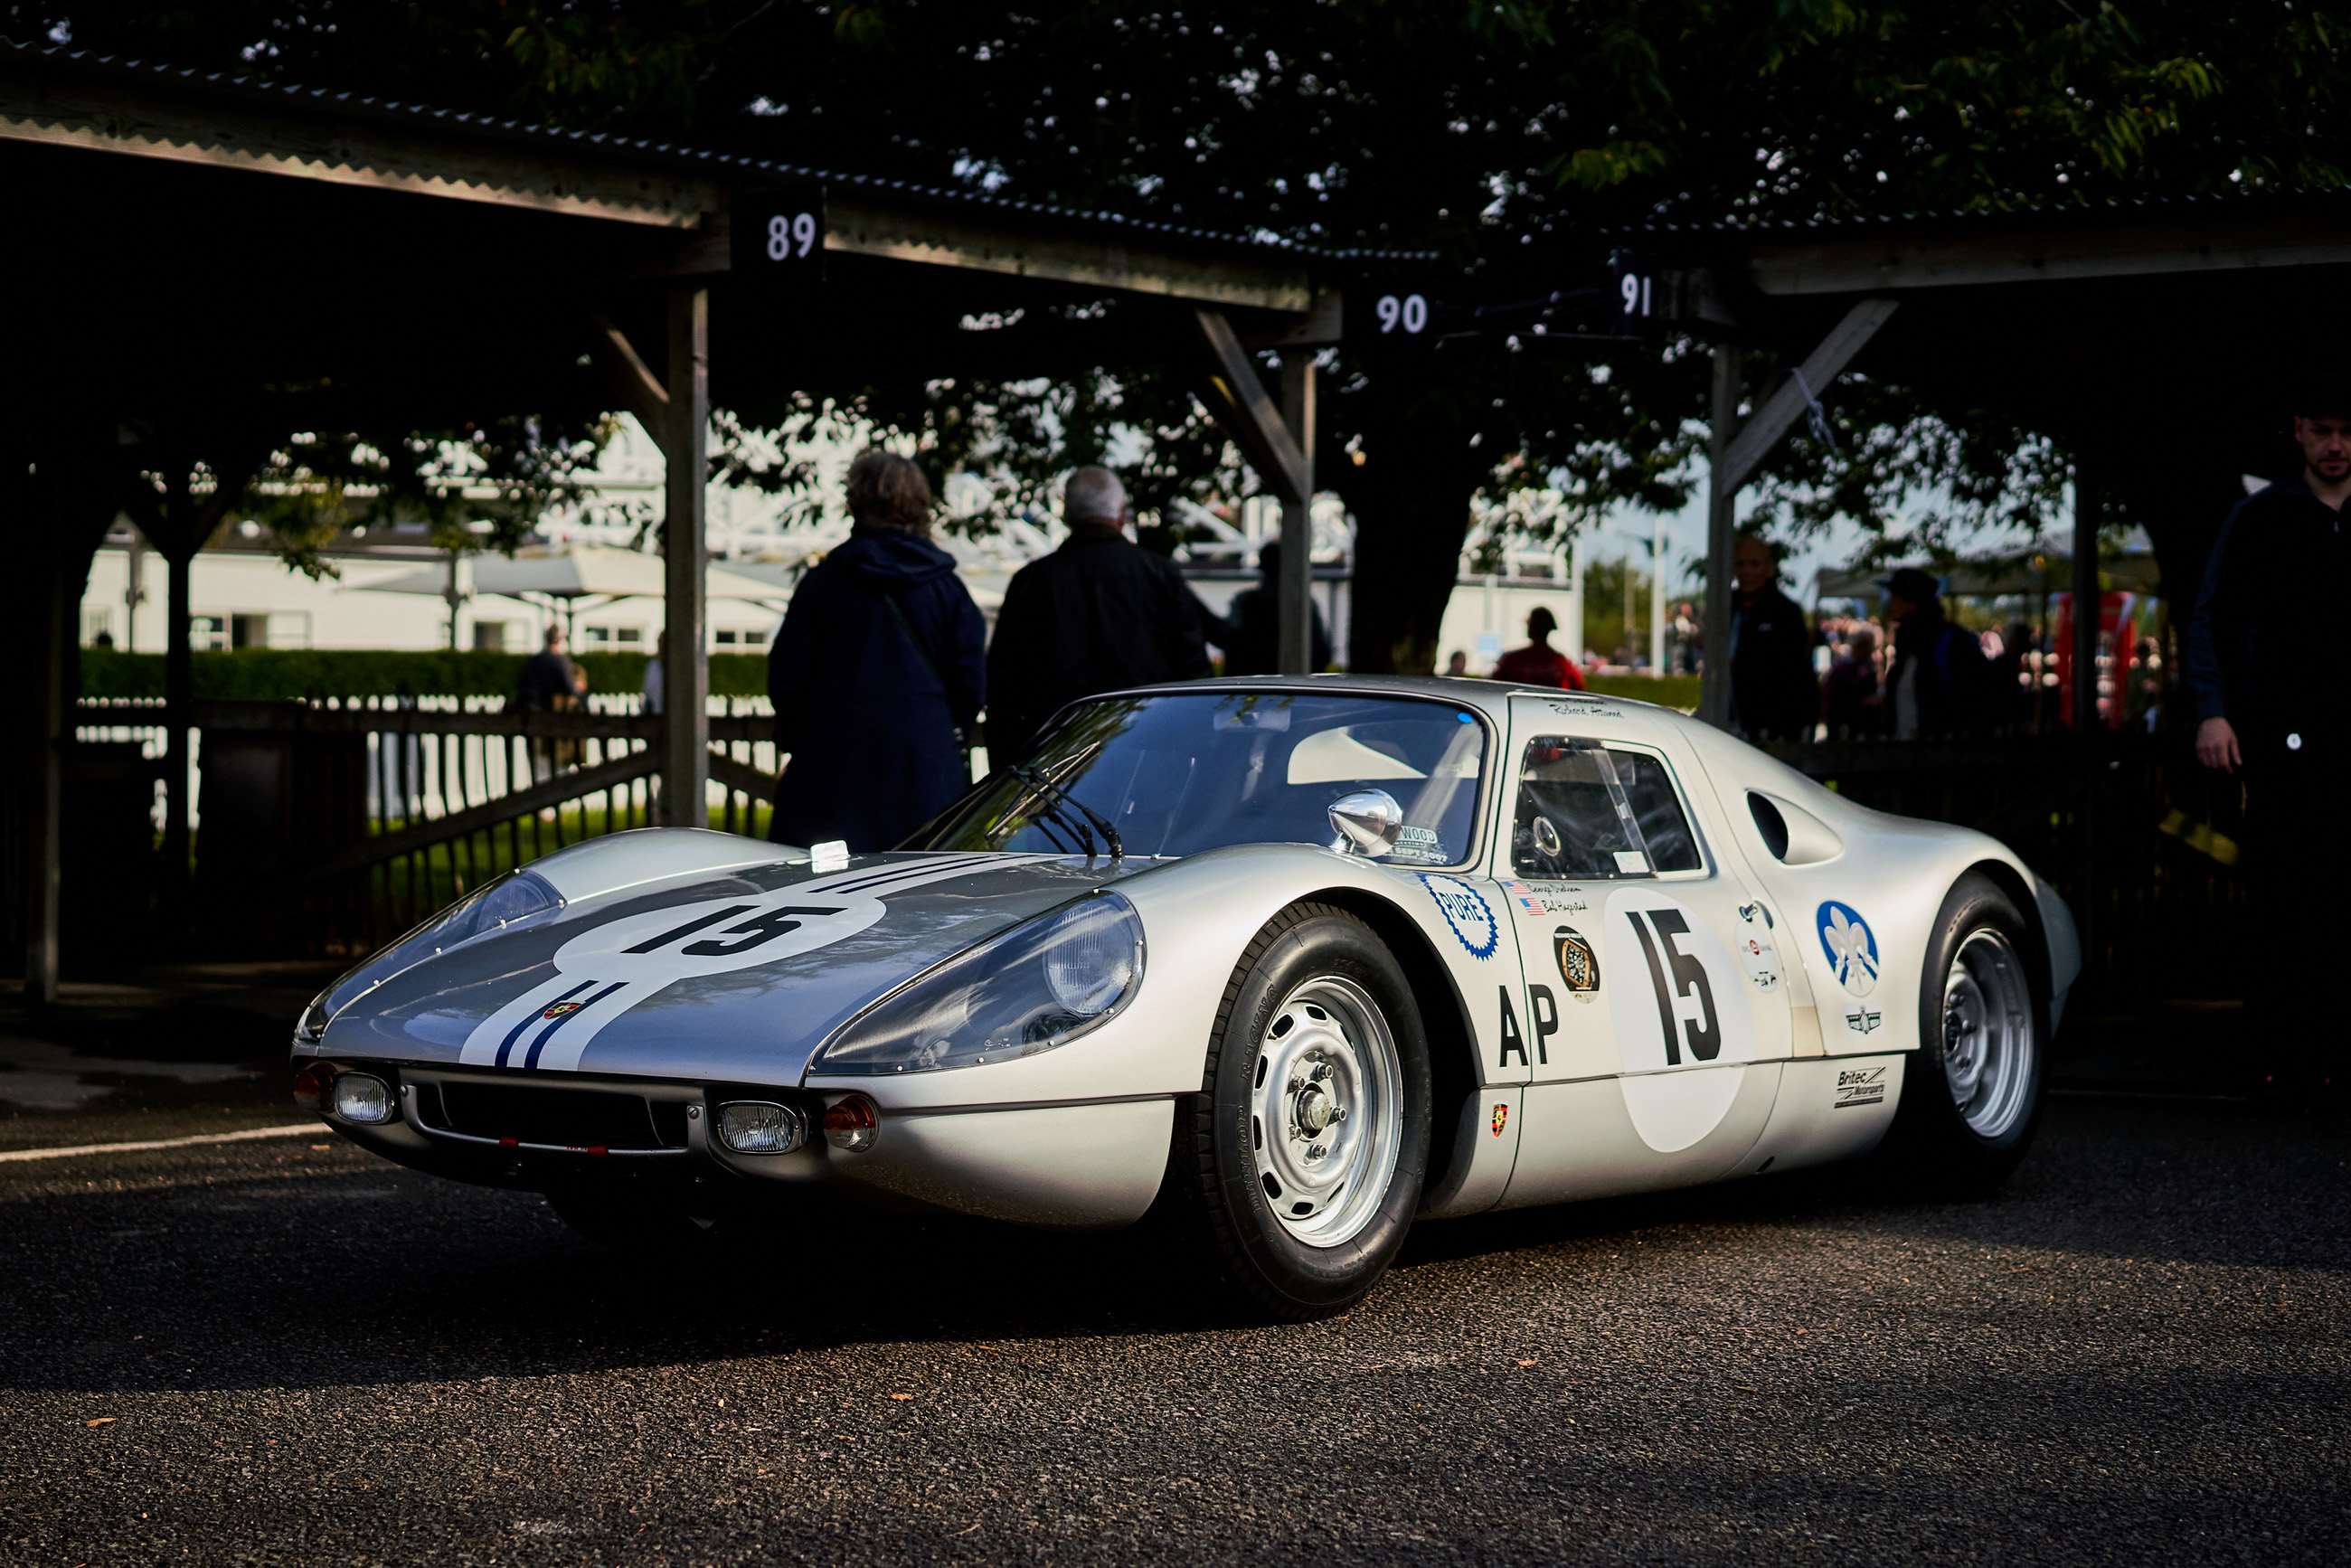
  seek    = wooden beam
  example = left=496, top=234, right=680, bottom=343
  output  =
left=1742, top=218, right=2351, bottom=297
left=831, top=197, right=1314, bottom=313
left=589, top=314, right=670, bottom=432
left=1194, top=308, right=1310, bottom=503
left=660, top=287, right=712, bottom=825
left=1242, top=290, right=1345, bottom=349
left=3, top=70, right=1325, bottom=310
left=0, top=74, right=716, bottom=229
left=1714, top=298, right=1899, bottom=497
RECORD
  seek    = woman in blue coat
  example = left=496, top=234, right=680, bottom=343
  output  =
left=767, top=451, right=986, bottom=852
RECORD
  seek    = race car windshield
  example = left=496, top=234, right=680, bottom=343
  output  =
left=912, top=693, right=1487, bottom=864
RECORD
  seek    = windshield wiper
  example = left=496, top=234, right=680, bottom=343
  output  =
left=1014, top=765, right=1124, bottom=862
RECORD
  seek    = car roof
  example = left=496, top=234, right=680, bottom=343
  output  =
left=1087, top=674, right=1676, bottom=725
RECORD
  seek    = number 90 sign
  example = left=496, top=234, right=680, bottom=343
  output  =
left=1375, top=292, right=1429, bottom=335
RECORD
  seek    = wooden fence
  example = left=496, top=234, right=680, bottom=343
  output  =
left=73, top=695, right=785, bottom=956
left=62, top=700, right=2239, bottom=1004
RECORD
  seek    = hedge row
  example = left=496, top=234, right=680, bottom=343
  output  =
left=79, top=648, right=773, bottom=702
left=1584, top=672, right=1700, bottom=710
left=78, top=647, right=1699, bottom=711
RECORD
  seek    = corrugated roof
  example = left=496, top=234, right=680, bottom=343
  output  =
left=1618, top=183, right=2349, bottom=240
left=3, top=38, right=1435, bottom=265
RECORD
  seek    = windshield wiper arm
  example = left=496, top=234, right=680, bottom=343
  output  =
left=1014, top=766, right=1123, bottom=861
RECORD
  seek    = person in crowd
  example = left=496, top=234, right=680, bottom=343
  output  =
left=1222, top=540, right=1332, bottom=675
left=1882, top=567, right=1993, bottom=738
left=1673, top=601, right=1701, bottom=675
left=516, top=623, right=578, bottom=712
left=641, top=630, right=666, bottom=715
left=1491, top=607, right=1585, bottom=689
left=1726, top=534, right=1818, bottom=741
left=767, top=450, right=985, bottom=852
left=2187, top=384, right=2351, bottom=1094
left=986, top=465, right=1210, bottom=764
left=1987, top=618, right=2035, bottom=729
left=1820, top=624, right=1882, bottom=737
left=1444, top=650, right=1469, bottom=677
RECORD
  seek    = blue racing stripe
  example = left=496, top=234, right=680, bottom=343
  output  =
left=524, top=981, right=627, bottom=1069
left=496, top=979, right=594, bottom=1068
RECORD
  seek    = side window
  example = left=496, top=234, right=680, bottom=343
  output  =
left=1512, top=737, right=1704, bottom=880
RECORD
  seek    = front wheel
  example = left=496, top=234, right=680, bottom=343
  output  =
left=1883, top=873, right=2047, bottom=1193
left=1169, top=902, right=1431, bottom=1320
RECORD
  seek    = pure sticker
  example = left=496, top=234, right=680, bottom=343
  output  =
left=1419, top=874, right=1499, bottom=959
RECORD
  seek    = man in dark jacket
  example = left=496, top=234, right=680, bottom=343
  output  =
left=1726, top=534, right=1818, bottom=741
left=985, top=466, right=1210, bottom=764
left=516, top=624, right=579, bottom=712
left=768, top=451, right=986, bottom=852
left=1883, top=568, right=1993, bottom=739
left=1221, top=540, right=1331, bottom=675
left=2186, top=392, right=2351, bottom=1094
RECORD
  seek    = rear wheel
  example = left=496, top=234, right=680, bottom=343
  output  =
left=1169, top=902, right=1431, bottom=1320
left=1884, top=874, right=2046, bottom=1192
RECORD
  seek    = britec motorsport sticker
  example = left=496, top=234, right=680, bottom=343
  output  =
left=1816, top=901, right=1880, bottom=997
left=1419, top=874, right=1499, bottom=959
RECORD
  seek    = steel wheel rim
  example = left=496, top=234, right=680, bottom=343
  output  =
left=1248, top=975, right=1402, bottom=1250
left=1940, top=927, right=2035, bottom=1138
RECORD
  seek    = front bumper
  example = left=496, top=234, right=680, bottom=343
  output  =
left=307, top=1061, right=1173, bottom=1229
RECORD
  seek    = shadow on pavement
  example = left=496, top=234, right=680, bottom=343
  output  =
left=2, top=1093, right=2341, bottom=1398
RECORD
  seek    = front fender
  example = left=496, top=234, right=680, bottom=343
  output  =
left=802, top=843, right=1525, bottom=1111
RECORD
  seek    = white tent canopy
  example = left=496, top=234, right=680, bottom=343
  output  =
left=356, top=544, right=789, bottom=608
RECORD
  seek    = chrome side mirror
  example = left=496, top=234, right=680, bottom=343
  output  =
left=1327, top=789, right=1404, bottom=857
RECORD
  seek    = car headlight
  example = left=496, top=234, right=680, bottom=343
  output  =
left=812, top=893, right=1145, bottom=1075
left=316, top=870, right=565, bottom=1019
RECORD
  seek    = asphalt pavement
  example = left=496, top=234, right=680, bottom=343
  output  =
left=1, top=1064, right=2344, bottom=1565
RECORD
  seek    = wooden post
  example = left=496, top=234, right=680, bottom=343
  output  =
left=1279, top=354, right=1317, bottom=675
left=660, top=286, right=711, bottom=825
left=161, top=536, right=194, bottom=899
left=2072, top=461, right=2100, bottom=731
left=23, top=558, right=67, bottom=1003
left=1700, top=343, right=1744, bottom=728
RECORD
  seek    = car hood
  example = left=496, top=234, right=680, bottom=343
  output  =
left=320, top=852, right=1140, bottom=1085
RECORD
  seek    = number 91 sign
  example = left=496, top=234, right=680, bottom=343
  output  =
left=734, top=184, right=826, bottom=280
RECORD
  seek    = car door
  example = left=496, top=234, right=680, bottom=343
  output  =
left=1491, top=702, right=1791, bottom=1205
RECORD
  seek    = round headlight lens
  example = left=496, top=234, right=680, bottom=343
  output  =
left=1041, top=900, right=1141, bottom=1018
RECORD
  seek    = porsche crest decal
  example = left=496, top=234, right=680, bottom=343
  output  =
left=540, top=1001, right=585, bottom=1020
left=1491, top=1103, right=1510, bottom=1138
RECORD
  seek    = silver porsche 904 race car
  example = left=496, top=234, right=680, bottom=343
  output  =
left=294, top=678, right=2077, bottom=1318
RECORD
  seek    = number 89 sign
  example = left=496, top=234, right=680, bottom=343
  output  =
left=733, top=184, right=826, bottom=279
left=554, top=892, right=885, bottom=982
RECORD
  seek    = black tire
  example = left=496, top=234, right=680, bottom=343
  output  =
left=1882, top=873, right=2047, bottom=1194
left=543, top=1184, right=725, bottom=1252
left=1168, top=902, right=1432, bottom=1320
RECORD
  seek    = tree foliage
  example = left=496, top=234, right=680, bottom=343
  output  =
left=18, top=3, right=2347, bottom=661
